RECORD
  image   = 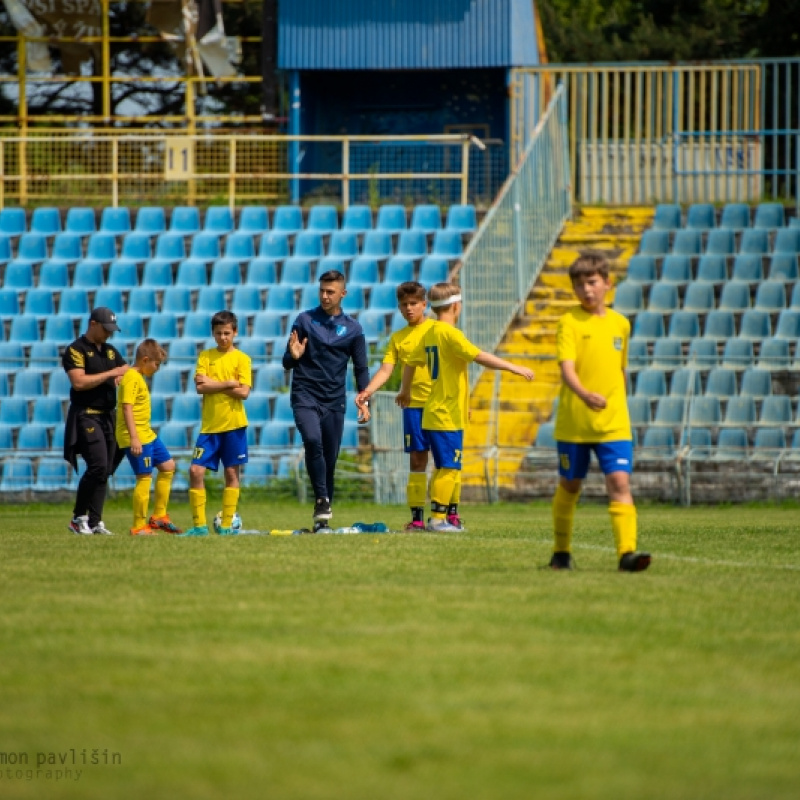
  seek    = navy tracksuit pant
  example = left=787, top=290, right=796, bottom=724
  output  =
left=293, top=403, right=345, bottom=502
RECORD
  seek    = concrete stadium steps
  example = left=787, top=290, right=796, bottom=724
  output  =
left=462, top=207, right=654, bottom=491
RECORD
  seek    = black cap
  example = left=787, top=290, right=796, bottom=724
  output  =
left=90, top=307, right=121, bottom=332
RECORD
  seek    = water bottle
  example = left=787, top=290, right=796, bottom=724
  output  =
left=352, top=522, right=388, bottom=533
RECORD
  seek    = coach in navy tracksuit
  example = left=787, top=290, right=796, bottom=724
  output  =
left=282, top=270, right=370, bottom=531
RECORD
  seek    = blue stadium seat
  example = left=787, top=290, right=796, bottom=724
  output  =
left=705, top=367, right=737, bottom=397
left=0, top=457, right=34, bottom=491
left=341, top=285, right=365, bottom=314
left=238, top=206, right=269, bottom=234
left=298, top=285, right=319, bottom=311
left=751, top=428, right=786, bottom=460
left=612, top=282, right=643, bottom=315
left=204, top=206, right=234, bottom=235
left=390, top=309, right=407, bottom=332
left=0, top=208, right=26, bottom=238
left=720, top=203, right=750, bottom=230
left=419, top=255, right=449, bottom=286
left=46, top=369, right=72, bottom=397
left=791, top=218, right=800, bottom=229
left=362, top=231, right=393, bottom=260
left=652, top=204, right=681, bottom=230
left=15, top=233, right=48, bottom=264
left=108, top=259, right=139, bottom=290
left=118, top=232, right=153, bottom=263
left=169, top=206, right=201, bottom=235
left=196, top=286, right=226, bottom=313
left=695, top=255, right=728, bottom=284
left=328, top=231, right=359, bottom=261
left=759, top=395, right=793, bottom=425
left=687, top=338, right=717, bottom=368
left=634, top=368, right=667, bottom=397
left=670, top=367, right=702, bottom=397
left=688, top=396, right=722, bottom=425
left=92, top=287, right=124, bottom=314
left=739, top=229, right=769, bottom=255
left=738, top=310, right=771, bottom=340
left=116, top=312, right=145, bottom=341
left=148, top=314, right=179, bottom=342
left=254, top=362, right=286, bottom=393
left=99, top=207, right=132, bottom=236
left=385, top=256, right=415, bottom=284
left=64, top=208, right=97, bottom=237
left=342, top=205, right=373, bottom=235
left=376, top=205, right=407, bottom=235
left=71, top=260, right=105, bottom=290
left=48, top=233, right=84, bottom=265
left=625, top=255, right=657, bottom=284
left=648, top=283, right=680, bottom=313
left=246, top=258, right=279, bottom=286
left=627, top=339, right=649, bottom=370
left=638, top=230, right=670, bottom=256
left=368, top=284, right=398, bottom=313
left=31, top=396, right=64, bottom=427
left=210, top=259, right=242, bottom=287
left=9, top=315, right=40, bottom=343
left=237, top=338, right=268, bottom=365
left=37, top=261, right=70, bottom=290
left=0, top=289, right=19, bottom=320
left=772, top=228, right=799, bottom=256
left=30, top=207, right=62, bottom=237
left=0, top=423, right=14, bottom=449
left=446, top=204, right=477, bottom=234
left=715, top=428, right=749, bottom=460
left=681, top=427, right=713, bottom=459
left=252, top=312, right=285, bottom=341
left=188, top=232, right=221, bottom=263
left=43, top=316, right=77, bottom=346
left=167, top=339, right=198, bottom=364
left=58, top=288, right=89, bottom=317
left=627, top=396, right=651, bottom=426
left=724, top=396, right=756, bottom=426
left=260, top=232, right=291, bottom=260
left=341, top=421, right=359, bottom=449
left=705, top=229, right=736, bottom=255
left=239, top=393, right=269, bottom=426
left=84, top=232, right=118, bottom=264
left=134, top=207, right=166, bottom=235
left=140, top=259, right=173, bottom=288
left=171, top=259, right=207, bottom=289
left=719, top=280, right=751, bottom=311
left=13, top=369, right=44, bottom=397
left=260, top=420, right=292, bottom=448
left=232, top=285, right=263, bottom=316
left=686, top=203, right=715, bottom=230
left=0, top=396, right=30, bottom=425
left=273, top=393, right=294, bottom=423
left=720, top=339, right=754, bottom=370
left=640, top=427, right=676, bottom=459
left=754, top=281, right=787, bottom=312
left=150, top=366, right=183, bottom=396
left=661, top=255, right=692, bottom=286
left=0, top=374, right=8, bottom=396
left=633, top=311, right=665, bottom=340
left=307, top=205, right=339, bottom=236
left=397, top=230, right=428, bottom=260
left=358, top=309, right=387, bottom=344
left=280, top=257, right=312, bottom=286
left=223, top=232, right=256, bottom=262
left=757, top=338, right=791, bottom=370
left=667, top=311, right=700, bottom=341
left=349, top=257, right=380, bottom=286
left=740, top=367, right=772, bottom=397
left=153, top=233, right=187, bottom=264
left=265, top=286, right=296, bottom=313
left=411, top=205, right=442, bottom=235
left=171, top=395, right=202, bottom=426
left=293, top=231, right=324, bottom=261
left=158, top=422, right=189, bottom=450
left=671, top=229, right=702, bottom=256
left=319, top=257, right=348, bottom=276
left=272, top=206, right=303, bottom=236
left=27, top=341, right=59, bottom=374
left=33, top=457, right=73, bottom=492
left=682, top=282, right=715, bottom=313
left=0, top=236, right=11, bottom=266
left=753, top=202, right=784, bottom=230
left=431, top=230, right=462, bottom=259
left=242, top=457, right=274, bottom=487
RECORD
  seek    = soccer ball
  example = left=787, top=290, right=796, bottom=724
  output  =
left=213, top=511, right=242, bottom=533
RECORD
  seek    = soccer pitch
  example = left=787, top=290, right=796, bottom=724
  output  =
left=1, top=498, right=799, bottom=800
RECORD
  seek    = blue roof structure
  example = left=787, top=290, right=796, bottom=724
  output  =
left=278, top=0, right=540, bottom=70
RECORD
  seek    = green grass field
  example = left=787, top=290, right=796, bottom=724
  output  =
left=1, top=498, right=799, bottom=800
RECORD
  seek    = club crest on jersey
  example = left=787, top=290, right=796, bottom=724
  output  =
left=613, top=337, right=623, bottom=350
left=107, top=349, right=115, bottom=360
left=336, top=325, right=347, bottom=336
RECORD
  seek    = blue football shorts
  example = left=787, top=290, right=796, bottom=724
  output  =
left=425, top=429, right=464, bottom=470
left=556, top=440, right=634, bottom=481
left=403, top=407, right=430, bottom=453
left=192, top=427, right=249, bottom=471
left=124, top=436, right=172, bottom=476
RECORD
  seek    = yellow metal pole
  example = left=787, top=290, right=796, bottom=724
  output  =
left=229, top=136, right=236, bottom=210
left=112, top=137, right=119, bottom=207
left=18, top=33, right=28, bottom=206
left=186, top=80, right=196, bottom=206
left=460, top=138, right=470, bottom=206
left=102, top=0, right=111, bottom=120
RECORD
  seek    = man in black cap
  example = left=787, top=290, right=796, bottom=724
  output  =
left=62, top=307, right=129, bottom=535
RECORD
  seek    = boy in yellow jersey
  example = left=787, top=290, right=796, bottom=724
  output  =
left=398, top=283, right=534, bottom=532
left=550, top=253, right=651, bottom=572
left=116, top=339, right=182, bottom=536
left=355, top=281, right=437, bottom=531
left=179, top=311, right=252, bottom=537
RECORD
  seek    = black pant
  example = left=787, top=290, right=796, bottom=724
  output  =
left=72, top=411, right=118, bottom=527
left=293, top=403, right=345, bottom=502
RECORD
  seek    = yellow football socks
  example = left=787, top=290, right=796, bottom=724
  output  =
left=429, top=468, right=459, bottom=519
left=132, top=475, right=152, bottom=530
left=221, top=487, right=240, bottom=528
left=609, top=501, right=637, bottom=557
left=407, top=471, right=427, bottom=509
left=189, top=488, right=207, bottom=528
left=153, top=470, right=174, bottom=519
left=552, top=484, right=580, bottom=552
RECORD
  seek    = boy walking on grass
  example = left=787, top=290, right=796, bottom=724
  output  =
left=116, top=339, right=181, bottom=536
left=551, top=252, right=651, bottom=572
left=180, top=311, right=251, bottom=537
left=397, top=283, right=534, bottom=532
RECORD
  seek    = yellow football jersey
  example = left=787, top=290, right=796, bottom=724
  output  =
left=554, top=306, right=631, bottom=443
left=115, top=369, right=157, bottom=448
left=196, top=348, right=252, bottom=433
left=382, top=318, right=434, bottom=408
left=407, top=321, right=480, bottom=431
